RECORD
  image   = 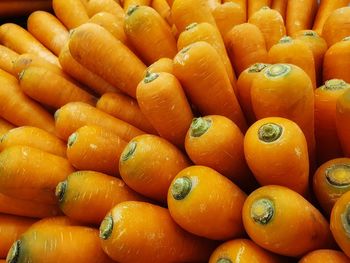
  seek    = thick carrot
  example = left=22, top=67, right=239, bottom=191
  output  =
left=248, top=6, right=286, bottom=50
left=322, top=7, right=350, bottom=47
left=151, top=0, right=173, bottom=27
left=226, top=23, right=269, bottom=76
left=69, top=23, right=146, bottom=98
left=243, top=185, right=334, bottom=257
left=66, top=125, right=127, bottom=176
left=286, top=0, right=318, bottom=36
left=0, top=145, right=74, bottom=204
left=247, top=0, right=272, bottom=19
left=136, top=72, right=193, bottom=148
left=85, top=0, right=125, bottom=22
left=27, top=11, right=69, bottom=56
left=173, top=41, right=247, bottom=132
left=119, top=134, right=191, bottom=203
left=0, top=118, right=15, bottom=137
left=0, top=73, right=55, bottom=134
left=313, top=158, right=350, bottom=216
left=54, top=101, right=145, bottom=141
left=145, top=57, right=174, bottom=76
left=299, top=249, right=350, bottom=263
left=19, top=66, right=96, bottom=109
left=0, top=126, right=66, bottom=157
left=268, top=36, right=317, bottom=89
left=313, top=0, right=350, bottom=36
left=123, top=0, right=151, bottom=10
left=168, top=165, right=246, bottom=240
left=323, top=37, right=350, bottom=84
left=0, top=1, right=52, bottom=17
left=52, top=0, right=89, bottom=29
left=271, top=0, right=288, bottom=21
left=0, top=45, right=18, bottom=75
left=0, top=23, right=58, bottom=65
left=56, top=170, right=145, bottom=225
left=96, top=92, right=157, bottom=134
left=177, top=22, right=237, bottom=89
left=0, top=214, right=36, bottom=259
left=336, top=89, right=350, bottom=157
left=99, top=201, right=216, bottom=262
left=314, top=79, right=350, bottom=164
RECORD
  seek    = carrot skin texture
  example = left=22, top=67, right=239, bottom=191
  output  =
left=52, top=0, right=90, bottom=29
left=336, top=89, right=350, bottom=157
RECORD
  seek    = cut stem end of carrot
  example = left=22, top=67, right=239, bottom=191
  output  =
left=54, top=109, right=60, bottom=121
left=171, top=177, right=192, bottom=200
left=6, top=240, right=21, bottom=263
left=325, top=164, right=350, bottom=188
left=217, top=258, right=232, bottom=263
left=341, top=204, right=350, bottom=237
left=190, top=117, right=212, bottom=137
left=248, top=63, right=269, bottom=73
left=258, top=123, right=282, bottom=143
left=126, top=5, right=140, bottom=16
left=323, top=79, right=349, bottom=90
left=251, top=198, right=274, bottom=225
left=100, top=215, right=114, bottom=240
left=185, top=22, right=198, bottom=31
left=67, top=132, right=78, bottom=147
left=121, top=141, right=137, bottom=162
left=55, top=180, right=67, bottom=202
left=279, top=36, right=292, bottom=44
left=265, top=64, right=291, bottom=78
left=303, top=31, right=318, bottom=37
left=343, top=36, right=350, bottom=42
left=144, top=72, right=159, bottom=83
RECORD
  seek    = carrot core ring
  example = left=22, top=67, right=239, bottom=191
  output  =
left=217, top=258, right=232, bottom=263
left=171, top=176, right=192, bottom=200
left=190, top=117, right=211, bottom=137
left=100, top=215, right=114, bottom=240
left=7, top=240, right=21, bottom=263
left=121, top=141, right=137, bottom=162
left=323, top=79, right=348, bottom=90
left=251, top=198, right=274, bottom=225
left=265, top=64, right=291, bottom=78
left=258, top=123, right=282, bottom=143
left=325, top=164, right=350, bottom=187
left=55, top=180, right=67, bottom=202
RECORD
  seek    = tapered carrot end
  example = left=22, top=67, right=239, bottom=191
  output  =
left=258, top=123, right=283, bottom=143
left=325, top=164, right=350, bottom=188
left=190, top=117, right=211, bottom=137
left=121, top=141, right=137, bottom=162
left=171, top=176, right=192, bottom=200
left=99, top=215, right=114, bottom=240
left=251, top=198, right=275, bottom=225
left=55, top=180, right=67, bottom=202
left=6, top=240, right=21, bottom=263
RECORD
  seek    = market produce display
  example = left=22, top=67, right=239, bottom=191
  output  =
left=0, top=0, right=350, bottom=262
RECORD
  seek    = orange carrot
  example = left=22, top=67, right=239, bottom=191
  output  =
left=271, top=0, right=288, bottom=21
left=119, top=134, right=191, bottom=203
left=96, top=92, right=157, bottom=134
left=136, top=72, right=193, bottom=148
left=56, top=170, right=145, bottom=224
left=69, top=23, right=146, bottom=98
left=99, top=201, right=216, bottom=262
left=223, top=0, right=247, bottom=21
left=336, top=89, right=350, bottom=157
left=52, top=0, right=89, bottom=29
left=54, top=101, right=145, bottom=141
left=145, top=57, right=174, bottom=76
left=0, top=118, right=15, bottom=137
left=299, top=249, right=350, bottom=263
left=173, top=41, right=247, bottom=132
left=322, top=7, right=350, bottom=47
left=85, top=0, right=125, bottom=23
left=247, top=0, right=272, bottom=19
left=27, top=11, right=69, bottom=56
left=151, top=0, right=174, bottom=27
left=123, top=0, right=151, bottom=10
left=0, top=45, right=18, bottom=75
left=0, top=126, right=66, bottom=157
left=0, top=1, right=52, bottom=18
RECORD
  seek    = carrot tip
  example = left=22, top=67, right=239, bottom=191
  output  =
left=126, top=5, right=139, bottom=16
left=99, top=215, right=114, bottom=240
left=6, top=240, right=21, bottom=263
left=67, top=132, right=78, bottom=147
left=258, top=123, right=282, bottom=143
left=190, top=117, right=211, bottom=137
left=144, top=72, right=159, bottom=83
left=248, top=63, right=269, bottom=73
left=323, top=79, right=349, bottom=91
left=185, top=22, right=198, bottom=31
left=325, top=164, right=350, bottom=188
left=55, top=180, right=67, bottom=202
left=251, top=198, right=275, bottom=225
left=265, top=64, right=291, bottom=78
left=171, top=176, right=192, bottom=200
left=217, top=258, right=232, bottom=263
left=121, top=141, right=137, bottom=162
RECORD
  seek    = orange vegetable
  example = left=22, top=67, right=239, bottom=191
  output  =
left=123, top=0, right=151, bottom=10
left=271, top=0, right=288, bottom=21
left=223, top=0, right=247, bottom=20
left=151, top=0, right=173, bottom=27
left=247, top=0, right=272, bottom=19
left=52, top=0, right=89, bottom=29
left=0, top=118, right=15, bottom=137
left=85, top=0, right=125, bottom=22
left=336, top=89, right=350, bottom=157
left=299, top=249, right=350, bottom=263
left=0, top=45, right=18, bottom=75
left=145, top=57, right=174, bottom=76
left=322, top=7, right=350, bottom=47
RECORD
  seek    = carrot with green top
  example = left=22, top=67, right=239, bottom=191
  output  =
left=247, top=0, right=271, bottom=19
left=52, top=0, right=89, bottom=29
left=0, top=45, right=18, bottom=75
left=336, top=89, right=350, bottom=157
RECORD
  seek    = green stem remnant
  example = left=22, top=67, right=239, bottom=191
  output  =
left=67, top=132, right=77, bottom=147
left=126, top=5, right=139, bottom=16
left=341, top=204, right=350, bottom=237
left=303, top=30, right=317, bottom=37
left=121, top=141, right=137, bottom=162
left=144, top=72, right=159, bottom=83
left=55, top=180, right=67, bottom=202
left=251, top=198, right=274, bottom=225
left=326, top=164, right=350, bottom=188
left=217, top=258, right=232, bottom=263
left=185, top=22, right=198, bottom=31
left=171, top=177, right=192, bottom=200
left=99, top=215, right=114, bottom=240
left=322, top=79, right=349, bottom=91
left=265, top=64, right=291, bottom=79
left=279, top=36, right=292, bottom=44
left=190, top=117, right=212, bottom=137
left=248, top=63, right=269, bottom=73
left=258, top=123, right=283, bottom=143
left=7, top=240, right=21, bottom=263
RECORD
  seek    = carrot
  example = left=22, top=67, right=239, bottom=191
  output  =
left=177, top=22, right=237, bottom=89
left=52, top=0, right=89, bottom=29
left=69, top=23, right=146, bottom=98
left=225, top=23, right=269, bottom=77
left=330, top=190, right=350, bottom=257
left=27, top=216, right=80, bottom=228
left=85, top=0, right=125, bottom=22
left=173, top=41, right=247, bottom=132
left=242, top=185, right=334, bottom=257
left=286, top=0, right=318, bottom=36
left=27, top=11, right=69, bottom=56
left=55, top=101, right=145, bottom=141
left=250, top=64, right=316, bottom=165
left=313, top=0, right=350, bottom=36
left=0, top=1, right=52, bottom=18
left=268, top=36, right=317, bottom=89
left=123, top=0, right=151, bottom=10
left=247, top=0, right=272, bottom=19
left=145, top=57, right=174, bottom=76
left=0, top=145, right=74, bottom=204
left=292, top=30, right=328, bottom=86
left=0, top=214, right=36, bottom=259
left=0, top=72, right=55, bottom=134
left=223, top=0, right=247, bottom=20
left=322, top=7, right=350, bottom=47
left=0, top=45, right=18, bottom=75
left=0, top=118, right=15, bottom=137
left=151, top=0, right=173, bottom=27
left=96, top=92, right=157, bottom=134
left=66, top=125, right=127, bottom=176
left=0, top=126, right=66, bottom=157
left=271, top=0, right=288, bottom=21
left=124, top=5, right=177, bottom=65
left=168, top=165, right=246, bottom=240
left=0, top=69, right=16, bottom=84
left=59, top=42, right=120, bottom=96
left=336, top=89, right=350, bottom=157
left=248, top=6, right=286, bottom=50
left=136, top=72, right=193, bottom=148
left=171, top=0, right=217, bottom=33
left=119, top=134, right=191, bottom=203
left=99, top=201, right=216, bottom=262
left=323, top=37, right=350, bottom=84
left=18, top=66, right=96, bottom=109
left=299, top=249, right=350, bottom=263
left=212, top=2, right=246, bottom=39
left=0, top=23, right=59, bottom=65
left=208, top=239, right=282, bottom=263
left=313, top=158, right=350, bottom=216
left=314, top=79, right=350, bottom=164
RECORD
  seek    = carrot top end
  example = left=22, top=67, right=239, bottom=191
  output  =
left=323, top=79, right=349, bottom=91
left=144, top=72, right=159, bottom=83
left=121, top=141, right=137, bottom=162
left=265, top=64, right=291, bottom=79
left=99, top=215, right=114, bottom=240
left=258, top=123, right=282, bottom=143
left=55, top=180, right=67, bottom=203
left=185, top=22, right=198, bottom=31
left=325, top=164, right=350, bottom=188
left=341, top=204, right=350, bottom=237
left=126, top=5, right=140, bottom=16
left=217, top=258, right=232, bottom=263
left=18, top=69, right=26, bottom=80
left=250, top=198, right=274, bottom=225
left=6, top=240, right=21, bottom=263
left=343, top=36, right=350, bottom=41
left=67, top=132, right=78, bottom=147
left=278, top=36, right=292, bottom=44
left=302, top=31, right=318, bottom=37
left=190, top=117, right=212, bottom=137
left=171, top=176, right=192, bottom=200
left=54, top=109, right=60, bottom=121
left=248, top=63, right=269, bottom=73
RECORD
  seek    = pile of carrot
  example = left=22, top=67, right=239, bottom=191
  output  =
left=1, top=0, right=350, bottom=262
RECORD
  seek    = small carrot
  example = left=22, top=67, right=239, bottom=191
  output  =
left=27, top=11, right=69, bottom=56
left=136, top=72, right=194, bottom=148
left=69, top=23, right=146, bottom=98
left=0, top=45, right=18, bottom=75
left=336, top=89, right=350, bottom=157
left=54, top=101, right=145, bottom=141
left=99, top=201, right=216, bottom=262
left=123, top=0, right=151, bottom=10
left=247, top=0, right=272, bottom=19
left=0, top=23, right=59, bottom=65
left=0, top=1, right=52, bottom=18
left=173, top=41, right=247, bottom=132
left=151, top=0, right=173, bottom=27
left=323, top=37, right=350, bottom=84
left=248, top=6, right=286, bottom=50
left=271, top=0, right=288, bottom=21
left=145, top=57, right=174, bottom=76
left=286, top=0, right=318, bottom=36
left=96, top=92, right=157, bottom=134
left=299, top=249, right=350, bottom=263
left=85, top=0, right=125, bottom=23
left=0, top=118, right=15, bottom=137
left=0, top=126, right=66, bottom=157
left=168, top=165, right=246, bottom=240
left=243, top=185, right=334, bottom=257
left=119, top=134, right=191, bottom=203
left=0, top=145, right=74, bottom=204
left=225, top=23, right=269, bottom=77
left=52, top=0, right=89, bottom=29
left=314, top=79, right=350, bottom=164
